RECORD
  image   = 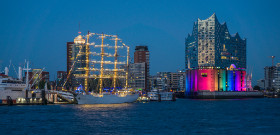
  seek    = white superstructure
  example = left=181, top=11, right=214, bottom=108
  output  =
left=0, top=74, right=27, bottom=100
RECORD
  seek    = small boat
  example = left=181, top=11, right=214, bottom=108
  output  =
left=137, top=94, right=150, bottom=102
left=148, top=89, right=175, bottom=101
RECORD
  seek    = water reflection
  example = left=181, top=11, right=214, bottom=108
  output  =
left=191, top=98, right=251, bottom=101
left=76, top=103, right=133, bottom=111
left=73, top=103, right=135, bottom=119
left=70, top=103, right=135, bottom=129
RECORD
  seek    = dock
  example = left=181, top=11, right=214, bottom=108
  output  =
left=0, top=90, right=76, bottom=106
left=186, top=91, right=264, bottom=99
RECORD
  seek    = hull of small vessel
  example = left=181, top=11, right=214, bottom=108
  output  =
left=76, top=93, right=139, bottom=104
left=148, top=92, right=174, bottom=101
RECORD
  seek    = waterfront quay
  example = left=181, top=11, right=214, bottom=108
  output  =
left=0, top=90, right=76, bottom=106
left=1, top=90, right=278, bottom=106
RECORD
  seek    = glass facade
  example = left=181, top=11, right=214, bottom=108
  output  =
left=264, top=63, right=280, bottom=90
left=185, top=13, right=246, bottom=69
left=128, top=63, right=146, bottom=91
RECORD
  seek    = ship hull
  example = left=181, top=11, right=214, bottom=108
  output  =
left=0, top=90, right=27, bottom=100
left=76, top=93, right=139, bottom=104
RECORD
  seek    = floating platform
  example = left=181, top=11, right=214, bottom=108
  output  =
left=186, top=91, right=264, bottom=99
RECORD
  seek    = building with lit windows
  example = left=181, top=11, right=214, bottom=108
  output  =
left=128, top=63, right=146, bottom=91
left=257, top=79, right=265, bottom=90
left=66, top=35, right=86, bottom=89
left=56, top=71, right=67, bottom=90
left=185, top=13, right=246, bottom=69
left=264, top=63, right=280, bottom=91
left=150, top=71, right=186, bottom=92
left=134, top=46, right=150, bottom=91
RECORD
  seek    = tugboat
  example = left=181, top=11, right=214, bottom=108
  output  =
left=137, top=93, right=150, bottom=102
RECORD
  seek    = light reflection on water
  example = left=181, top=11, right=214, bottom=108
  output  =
left=76, top=103, right=133, bottom=110
left=73, top=103, right=134, bottom=125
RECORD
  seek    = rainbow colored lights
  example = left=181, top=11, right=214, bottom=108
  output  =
left=186, top=67, right=246, bottom=93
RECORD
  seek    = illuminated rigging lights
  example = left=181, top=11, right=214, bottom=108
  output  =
left=63, top=32, right=130, bottom=93
left=99, top=33, right=105, bottom=94
left=113, top=35, right=119, bottom=92
left=84, top=31, right=90, bottom=92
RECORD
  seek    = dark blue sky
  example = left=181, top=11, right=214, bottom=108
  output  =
left=1, top=0, right=280, bottom=84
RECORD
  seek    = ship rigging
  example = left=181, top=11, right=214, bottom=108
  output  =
left=63, top=32, right=130, bottom=94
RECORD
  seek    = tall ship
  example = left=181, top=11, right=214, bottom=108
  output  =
left=65, top=31, right=139, bottom=104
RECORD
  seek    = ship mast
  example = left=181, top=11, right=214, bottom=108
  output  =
left=99, top=33, right=105, bottom=94
left=113, top=35, right=119, bottom=91
left=65, top=32, right=129, bottom=93
left=125, top=46, right=129, bottom=88
left=121, top=42, right=130, bottom=88
left=85, top=31, right=90, bottom=92
left=23, top=60, right=31, bottom=90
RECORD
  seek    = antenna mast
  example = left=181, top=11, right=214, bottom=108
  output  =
left=78, top=22, right=81, bottom=34
left=270, top=56, right=275, bottom=66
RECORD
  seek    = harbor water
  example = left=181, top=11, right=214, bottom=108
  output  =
left=1, top=98, right=280, bottom=135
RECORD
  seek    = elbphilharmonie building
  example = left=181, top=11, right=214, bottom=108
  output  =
left=184, top=14, right=261, bottom=98
left=185, top=13, right=246, bottom=69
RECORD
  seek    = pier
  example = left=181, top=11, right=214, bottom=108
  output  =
left=187, top=91, right=264, bottom=99
left=0, top=90, right=76, bottom=106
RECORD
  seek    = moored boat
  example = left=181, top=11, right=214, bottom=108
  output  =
left=0, top=74, right=27, bottom=100
left=148, top=89, right=175, bottom=101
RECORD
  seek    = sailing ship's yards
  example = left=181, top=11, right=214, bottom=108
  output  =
left=64, top=32, right=138, bottom=104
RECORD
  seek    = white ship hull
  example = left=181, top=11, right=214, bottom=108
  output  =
left=0, top=90, right=28, bottom=100
left=0, top=77, right=28, bottom=100
left=76, top=93, right=139, bottom=104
